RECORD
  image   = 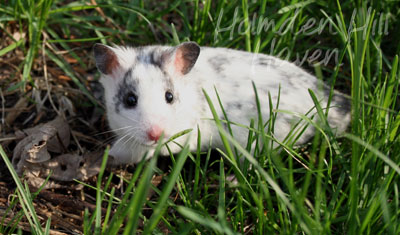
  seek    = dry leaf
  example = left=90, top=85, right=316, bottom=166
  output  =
left=23, top=151, right=104, bottom=189
left=12, top=116, right=107, bottom=189
left=16, top=116, right=70, bottom=153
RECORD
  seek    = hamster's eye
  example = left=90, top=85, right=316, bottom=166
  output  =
left=165, top=91, right=174, bottom=104
left=124, top=93, right=138, bottom=108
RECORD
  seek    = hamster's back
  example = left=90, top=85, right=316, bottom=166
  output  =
left=190, top=46, right=350, bottom=144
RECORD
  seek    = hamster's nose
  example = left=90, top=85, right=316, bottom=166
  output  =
left=147, top=125, right=163, bottom=142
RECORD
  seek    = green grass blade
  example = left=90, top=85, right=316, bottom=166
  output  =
left=0, top=39, right=24, bottom=56
left=202, top=89, right=234, bottom=162
left=44, top=48, right=100, bottom=106
left=122, top=153, right=158, bottom=235
left=94, top=147, right=110, bottom=234
left=380, top=55, right=398, bottom=120
left=143, top=144, right=190, bottom=233
left=0, top=146, right=44, bottom=234
left=278, top=0, right=315, bottom=14
left=177, top=206, right=237, bottom=235
left=217, top=157, right=226, bottom=228
left=344, top=134, right=400, bottom=175
left=241, top=0, right=251, bottom=51
left=102, top=187, right=115, bottom=234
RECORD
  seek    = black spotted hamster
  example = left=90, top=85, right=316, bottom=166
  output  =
left=93, top=42, right=350, bottom=164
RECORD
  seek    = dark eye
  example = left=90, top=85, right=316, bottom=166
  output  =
left=165, top=91, right=173, bottom=103
left=124, top=93, right=138, bottom=107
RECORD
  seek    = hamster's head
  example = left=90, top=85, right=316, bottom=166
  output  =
left=93, top=42, right=201, bottom=148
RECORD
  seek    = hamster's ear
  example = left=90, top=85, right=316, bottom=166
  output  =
left=93, top=43, right=121, bottom=76
left=165, top=42, right=200, bottom=76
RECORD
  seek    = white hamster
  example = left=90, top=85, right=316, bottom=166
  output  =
left=93, top=42, right=350, bottom=164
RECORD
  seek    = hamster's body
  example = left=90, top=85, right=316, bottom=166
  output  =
left=94, top=42, right=350, bottom=164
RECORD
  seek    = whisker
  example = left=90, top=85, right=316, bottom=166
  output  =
left=111, top=127, right=136, bottom=147
left=120, top=113, right=141, bottom=124
left=95, top=125, right=138, bottom=136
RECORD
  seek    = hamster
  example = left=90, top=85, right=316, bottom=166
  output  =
left=93, top=42, right=350, bottom=164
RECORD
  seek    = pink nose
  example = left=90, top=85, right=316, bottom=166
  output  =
left=147, top=125, right=163, bottom=142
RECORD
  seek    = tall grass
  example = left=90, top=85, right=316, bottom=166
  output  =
left=0, top=0, right=399, bottom=234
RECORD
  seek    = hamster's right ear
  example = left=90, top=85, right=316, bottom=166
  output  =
left=93, top=43, right=120, bottom=76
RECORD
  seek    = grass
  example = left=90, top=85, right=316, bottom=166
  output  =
left=0, top=0, right=399, bottom=234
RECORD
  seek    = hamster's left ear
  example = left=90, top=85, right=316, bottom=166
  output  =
left=93, top=43, right=121, bottom=77
left=164, top=42, right=200, bottom=76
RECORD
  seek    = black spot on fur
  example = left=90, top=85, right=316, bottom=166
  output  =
left=135, top=47, right=164, bottom=70
left=333, top=94, right=351, bottom=116
left=286, top=75, right=309, bottom=90
left=227, top=102, right=242, bottom=110
left=256, top=56, right=275, bottom=67
left=200, top=102, right=208, bottom=114
left=208, top=55, right=230, bottom=74
left=283, top=115, right=295, bottom=125
left=114, top=69, right=139, bottom=113
left=148, top=49, right=163, bottom=68
left=277, top=69, right=291, bottom=81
